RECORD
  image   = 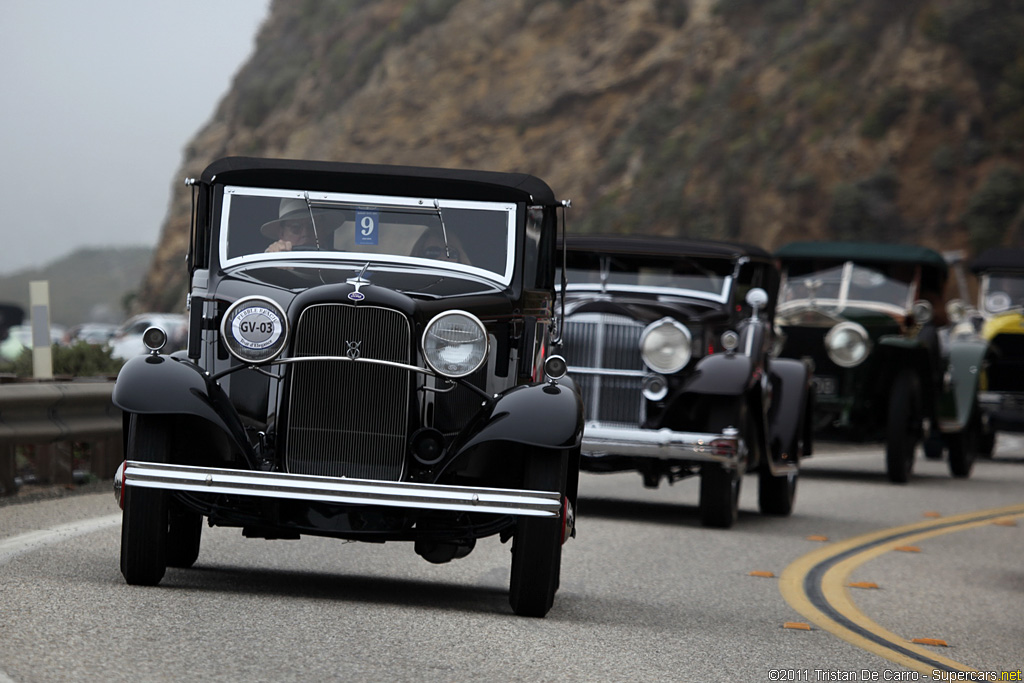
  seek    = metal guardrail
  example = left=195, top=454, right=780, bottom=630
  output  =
left=0, top=380, right=122, bottom=496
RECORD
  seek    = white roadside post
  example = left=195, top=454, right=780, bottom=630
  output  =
left=29, top=281, right=53, bottom=380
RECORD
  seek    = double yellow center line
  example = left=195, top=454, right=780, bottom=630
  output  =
left=779, top=503, right=1024, bottom=675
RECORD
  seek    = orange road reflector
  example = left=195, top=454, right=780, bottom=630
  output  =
left=749, top=570, right=775, bottom=578
left=847, top=581, right=879, bottom=589
left=993, top=518, right=1018, bottom=527
left=911, top=638, right=949, bottom=647
left=784, top=622, right=812, bottom=631
left=894, top=545, right=921, bottom=553
left=923, top=511, right=942, bottom=518
left=806, top=535, right=829, bottom=542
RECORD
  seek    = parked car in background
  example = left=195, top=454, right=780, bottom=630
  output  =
left=0, top=323, right=32, bottom=361
left=558, top=235, right=812, bottom=528
left=66, top=322, right=118, bottom=346
left=112, top=157, right=582, bottom=617
left=774, top=242, right=987, bottom=482
left=970, top=247, right=1024, bottom=449
left=0, top=322, right=68, bottom=361
left=110, top=313, right=186, bottom=360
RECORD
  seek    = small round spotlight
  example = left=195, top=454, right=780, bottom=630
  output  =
left=142, top=326, right=168, bottom=353
left=545, top=355, right=568, bottom=380
left=721, top=330, right=740, bottom=352
left=410, top=428, right=446, bottom=466
left=642, top=374, right=668, bottom=401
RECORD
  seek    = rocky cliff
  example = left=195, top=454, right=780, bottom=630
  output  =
left=137, top=0, right=1024, bottom=312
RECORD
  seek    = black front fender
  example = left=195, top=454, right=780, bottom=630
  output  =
left=681, top=353, right=756, bottom=396
left=767, top=357, right=812, bottom=464
left=451, top=380, right=584, bottom=455
left=112, top=354, right=253, bottom=461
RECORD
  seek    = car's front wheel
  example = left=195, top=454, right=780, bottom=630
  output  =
left=885, top=370, right=922, bottom=484
left=947, top=408, right=982, bottom=478
left=700, top=464, right=741, bottom=528
left=120, top=414, right=171, bottom=585
left=509, top=451, right=565, bottom=618
left=758, top=468, right=797, bottom=516
left=166, top=503, right=202, bottom=569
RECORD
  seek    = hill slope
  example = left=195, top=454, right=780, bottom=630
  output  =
left=137, top=0, right=1024, bottom=312
left=0, top=246, right=152, bottom=328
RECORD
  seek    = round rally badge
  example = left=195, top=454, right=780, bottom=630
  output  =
left=231, top=306, right=283, bottom=350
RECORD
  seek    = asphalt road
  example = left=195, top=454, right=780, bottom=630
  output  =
left=1, top=440, right=1022, bottom=683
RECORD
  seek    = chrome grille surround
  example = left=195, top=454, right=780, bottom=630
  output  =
left=285, top=304, right=411, bottom=481
left=562, top=312, right=646, bottom=426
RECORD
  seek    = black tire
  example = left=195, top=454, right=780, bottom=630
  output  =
left=120, top=415, right=171, bottom=585
left=947, top=408, right=982, bottom=478
left=509, top=451, right=565, bottom=618
left=166, top=503, right=202, bottom=569
left=698, top=400, right=746, bottom=528
left=946, top=431, right=976, bottom=478
left=758, top=469, right=797, bottom=516
left=700, top=464, right=741, bottom=528
left=885, top=370, right=922, bottom=484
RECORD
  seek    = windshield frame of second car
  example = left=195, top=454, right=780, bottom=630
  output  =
left=219, top=186, right=519, bottom=287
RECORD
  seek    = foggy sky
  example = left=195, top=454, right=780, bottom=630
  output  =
left=0, top=0, right=268, bottom=275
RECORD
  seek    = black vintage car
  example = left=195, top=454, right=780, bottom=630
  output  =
left=558, top=235, right=812, bottom=528
left=774, top=242, right=987, bottom=482
left=112, top=157, right=583, bottom=618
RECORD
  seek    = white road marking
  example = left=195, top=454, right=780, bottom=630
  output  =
left=0, top=513, right=121, bottom=565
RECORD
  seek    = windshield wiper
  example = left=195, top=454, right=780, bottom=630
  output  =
left=432, top=198, right=452, bottom=260
left=303, top=191, right=322, bottom=251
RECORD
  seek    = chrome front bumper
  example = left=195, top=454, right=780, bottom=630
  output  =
left=977, top=391, right=1024, bottom=430
left=117, top=461, right=561, bottom=517
left=581, top=423, right=745, bottom=468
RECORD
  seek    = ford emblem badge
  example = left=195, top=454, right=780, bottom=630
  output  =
left=348, top=291, right=365, bottom=302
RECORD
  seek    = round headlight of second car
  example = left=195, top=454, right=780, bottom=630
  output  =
left=825, top=321, right=870, bottom=368
left=220, top=296, right=289, bottom=364
left=422, top=311, right=488, bottom=378
left=640, top=318, right=692, bottom=374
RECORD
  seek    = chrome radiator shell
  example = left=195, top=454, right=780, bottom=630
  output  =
left=284, top=304, right=411, bottom=481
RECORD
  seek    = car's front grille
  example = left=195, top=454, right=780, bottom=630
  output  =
left=285, top=304, right=410, bottom=481
left=562, top=312, right=646, bottom=426
left=779, top=325, right=837, bottom=376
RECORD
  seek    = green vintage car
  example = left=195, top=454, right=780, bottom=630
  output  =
left=774, top=242, right=987, bottom=482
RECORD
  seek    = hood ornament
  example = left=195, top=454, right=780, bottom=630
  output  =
left=347, top=262, right=371, bottom=302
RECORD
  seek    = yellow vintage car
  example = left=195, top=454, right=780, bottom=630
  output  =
left=972, top=247, right=1024, bottom=452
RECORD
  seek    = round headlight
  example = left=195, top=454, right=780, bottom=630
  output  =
left=640, top=318, right=692, bottom=374
left=220, top=296, right=289, bottom=364
left=422, top=311, right=488, bottom=378
left=986, top=291, right=1011, bottom=314
left=911, top=300, right=933, bottom=325
left=825, top=321, right=870, bottom=368
left=946, top=300, right=966, bottom=324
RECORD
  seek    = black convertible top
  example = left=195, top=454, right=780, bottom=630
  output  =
left=970, top=247, right=1024, bottom=273
left=200, top=156, right=559, bottom=206
left=560, top=234, right=772, bottom=262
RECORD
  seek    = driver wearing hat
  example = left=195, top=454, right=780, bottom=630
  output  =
left=262, top=198, right=318, bottom=253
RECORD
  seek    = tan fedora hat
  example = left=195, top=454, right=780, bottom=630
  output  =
left=260, top=198, right=312, bottom=240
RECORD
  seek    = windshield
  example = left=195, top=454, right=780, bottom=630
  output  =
left=982, top=274, right=1024, bottom=314
left=562, top=254, right=732, bottom=302
left=219, top=187, right=517, bottom=285
left=780, top=262, right=914, bottom=312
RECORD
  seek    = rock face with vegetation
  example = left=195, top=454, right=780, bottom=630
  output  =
left=137, top=0, right=1024, bottom=312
